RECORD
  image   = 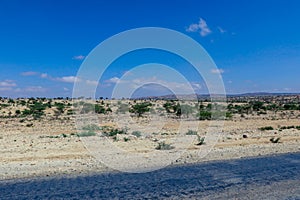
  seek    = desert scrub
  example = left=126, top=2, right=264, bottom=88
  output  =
left=131, top=131, right=142, bottom=137
left=26, top=123, right=33, bottom=127
left=76, top=131, right=97, bottom=137
left=103, top=128, right=128, bottom=137
left=155, top=141, right=174, bottom=150
left=279, top=125, right=299, bottom=130
left=129, top=102, right=152, bottom=117
left=112, top=135, right=118, bottom=141
left=196, top=135, right=205, bottom=145
left=270, top=137, right=281, bottom=143
left=81, top=124, right=101, bottom=131
left=259, top=126, right=274, bottom=131
left=186, top=129, right=198, bottom=135
left=40, top=135, right=63, bottom=139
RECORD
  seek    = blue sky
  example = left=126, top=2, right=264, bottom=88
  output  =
left=0, top=0, right=300, bottom=98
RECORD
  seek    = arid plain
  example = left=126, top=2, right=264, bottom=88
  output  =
left=1, top=95, right=300, bottom=180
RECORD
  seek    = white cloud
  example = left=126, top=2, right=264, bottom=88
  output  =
left=191, top=83, right=202, bottom=89
left=63, top=87, right=69, bottom=91
left=40, top=73, right=48, bottom=78
left=56, top=76, right=81, bottom=83
left=186, top=23, right=199, bottom=32
left=21, top=71, right=38, bottom=76
left=217, top=26, right=226, bottom=33
left=73, top=55, right=85, bottom=60
left=198, top=18, right=212, bottom=36
left=0, top=87, right=13, bottom=91
left=25, top=86, right=46, bottom=92
left=106, top=77, right=120, bottom=83
left=211, top=68, right=224, bottom=74
left=86, top=80, right=99, bottom=86
left=186, top=18, right=212, bottom=37
left=129, top=77, right=200, bottom=94
left=0, top=80, right=17, bottom=87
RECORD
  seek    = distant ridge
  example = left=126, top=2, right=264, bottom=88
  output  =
left=132, top=92, right=300, bottom=100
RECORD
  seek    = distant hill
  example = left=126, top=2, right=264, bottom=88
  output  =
left=132, top=92, right=300, bottom=100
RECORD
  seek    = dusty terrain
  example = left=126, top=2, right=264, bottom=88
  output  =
left=0, top=98, right=300, bottom=180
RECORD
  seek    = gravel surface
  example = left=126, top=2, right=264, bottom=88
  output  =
left=1, top=152, right=299, bottom=199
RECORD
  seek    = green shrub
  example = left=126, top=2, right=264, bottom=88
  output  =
left=112, top=135, right=118, bottom=141
left=48, top=135, right=60, bottom=138
left=198, top=110, right=211, bottom=120
left=26, top=123, right=33, bottom=127
left=287, top=125, right=295, bottom=129
left=54, top=102, right=65, bottom=114
left=61, top=133, right=68, bottom=138
left=131, top=131, right=142, bottom=137
left=129, top=102, right=152, bottom=117
left=279, top=125, right=297, bottom=130
left=22, top=109, right=32, bottom=116
left=226, top=112, right=233, bottom=119
left=186, top=130, right=198, bottom=135
left=0, top=103, right=10, bottom=108
left=95, top=104, right=106, bottom=114
left=103, top=128, right=128, bottom=137
left=270, top=137, right=280, bottom=143
left=67, top=109, right=74, bottom=115
left=8, top=99, right=15, bottom=104
left=15, top=110, right=21, bottom=115
left=76, top=131, right=97, bottom=137
left=259, top=126, right=274, bottom=131
left=196, top=135, right=205, bottom=145
left=82, top=124, right=101, bottom=131
left=155, top=141, right=174, bottom=150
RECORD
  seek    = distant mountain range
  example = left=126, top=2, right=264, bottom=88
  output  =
left=132, top=92, right=300, bottom=100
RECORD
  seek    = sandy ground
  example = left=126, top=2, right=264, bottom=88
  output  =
left=1, top=112, right=300, bottom=180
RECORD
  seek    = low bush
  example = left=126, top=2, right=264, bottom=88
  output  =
left=81, top=124, right=101, bottom=131
left=155, top=141, right=174, bottom=150
left=196, top=135, right=205, bottom=145
left=186, top=129, right=198, bottom=135
left=26, top=123, right=33, bottom=127
left=131, top=131, right=142, bottom=137
left=259, top=126, right=274, bottom=131
left=103, top=128, right=128, bottom=137
left=270, top=137, right=281, bottom=143
left=76, top=131, right=97, bottom=137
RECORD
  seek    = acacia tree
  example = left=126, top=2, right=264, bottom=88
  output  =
left=129, top=102, right=152, bottom=117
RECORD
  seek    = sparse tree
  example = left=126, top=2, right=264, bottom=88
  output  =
left=129, top=102, right=152, bottom=117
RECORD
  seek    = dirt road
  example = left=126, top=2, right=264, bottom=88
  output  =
left=1, top=152, right=299, bottom=199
